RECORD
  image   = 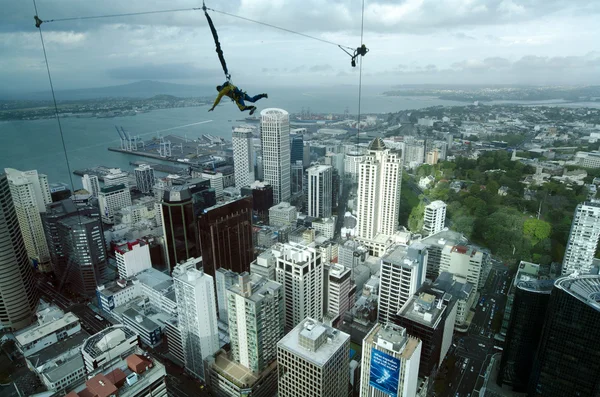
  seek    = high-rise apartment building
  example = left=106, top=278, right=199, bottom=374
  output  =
left=0, top=174, right=38, bottom=330
left=528, top=275, right=600, bottom=397
left=439, top=244, right=485, bottom=289
left=323, top=263, right=353, bottom=328
left=277, top=318, right=350, bottom=397
left=378, top=244, right=428, bottom=324
left=134, top=164, right=155, bottom=194
left=4, top=168, right=52, bottom=268
left=232, top=126, right=255, bottom=189
left=561, top=200, right=600, bottom=275
left=198, top=196, right=254, bottom=280
left=498, top=279, right=553, bottom=392
left=161, top=181, right=215, bottom=272
left=423, top=200, right=446, bottom=236
left=261, top=108, right=290, bottom=204
left=307, top=165, right=333, bottom=218
left=98, top=184, right=132, bottom=224
left=272, top=242, right=324, bottom=331
left=173, top=261, right=219, bottom=380
left=360, top=323, right=422, bottom=397
left=114, top=240, right=151, bottom=279
left=356, top=138, right=402, bottom=252
left=227, top=273, right=284, bottom=372
left=81, top=174, right=100, bottom=198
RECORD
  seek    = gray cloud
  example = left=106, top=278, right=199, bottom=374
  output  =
left=309, top=64, right=333, bottom=72
left=3, top=0, right=599, bottom=34
left=107, top=63, right=222, bottom=80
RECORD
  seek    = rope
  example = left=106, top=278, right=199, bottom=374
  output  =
left=33, top=0, right=84, bottom=291
left=356, top=0, right=366, bottom=150
left=36, top=7, right=201, bottom=24
left=204, top=7, right=355, bottom=51
left=34, top=5, right=355, bottom=51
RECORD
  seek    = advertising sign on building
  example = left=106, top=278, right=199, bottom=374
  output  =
left=369, top=348, right=401, bottom=397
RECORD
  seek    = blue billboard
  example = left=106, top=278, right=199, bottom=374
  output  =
left=369, top=349, right=401, bottom=397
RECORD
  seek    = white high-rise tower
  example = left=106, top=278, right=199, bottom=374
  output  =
left=562, top=200, right=600, bottom=275
left=260, top=108, right=290, bottom=204
left=307, top=164, right=333, bottom=218
left=82, top=174, right=100, bottom=197
left=227, top=273, right=284, bottom=372
left=232, top=126, right=255, bottom=188
left=0, top=174, right=38, bottom=330
left=272, top=242, right=323, bottom=331
left=356, top=138, right=402, bottom=249
left=4, top=168, right=52, bottom=268
left=173, top=259, right=219, bottom=381
left=423, top=200, right=447, bottom=236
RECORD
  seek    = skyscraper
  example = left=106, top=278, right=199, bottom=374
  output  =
left=43, top=199, right=106, bottom=295
left=291, top=161, right=304, bottom=198
left=378, top=244, right=428, bottom=324
left=161, top=181, right=215, bottom=272
left=528, top=275, right=600, bottom=397
left=4, top=168, right=52, bottom=269
left=98, top=184, right=132, bottom=224
left=277, top=318, right=350, bottom=397
left=0, top=174, right=38, bottom=330
left=290, top=134, right=304, bottom=164
left=232, top=126, right=255, bottom=188
left=173, top=260, right=219, bottom=381
left=240, top=181, right=273, bottom=223
left=198, top=196, right=254, bottom=280
left=360, top=323, right=422, bottom=397
left=561, top=200, right=600, bottom=275
left=423, top=200, right=446, bottom=236
left=272, top=242, right=323, bottom=331
left=134, top=164, right=155, bottom=194
left=307, top=164, right=333, bottom=218
left=439, top=244, right=485, bottom=289
left=261, top=108, right=291, bottom=204
left=498, top=279, right=553, bottom=392
left=227, top=273, right=284, bottom=372
left=82, top=174, right=100, bottom=198
left=323, top=263, right=353, bottom=328
left=356, top=138, right=402, bottom=253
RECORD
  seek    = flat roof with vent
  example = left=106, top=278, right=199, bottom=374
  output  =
left=278, top=318, right=350, bottom=367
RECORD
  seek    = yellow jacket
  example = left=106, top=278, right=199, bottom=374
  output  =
left=211, top=84, right=237, bottom=109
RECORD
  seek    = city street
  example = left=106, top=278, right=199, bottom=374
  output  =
left=435, top=262, right=511, bottom=397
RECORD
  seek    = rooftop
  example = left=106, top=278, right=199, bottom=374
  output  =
left=28, top=330, right=90, bottom=367
left=82, top=325, right=138, bottom=359
left=227, top=273, right=281, bottom=303
left=420, top=229, right=467, bottom=248
left=517, top=279, right=554, bottom=294
left=369, top=324, right=421, bottom=359
left=398, top=292, right=446, bottom=329
left=433, top=271, right=473, bottom=301
left=16, top=312, right=80, bottom=346
left=122, top=308, right=161, bottom=332
left=211, top=350, right=266, bottom=388
left=368, top=137, right=386, bottom=151
left=278, top=318, right=349, bottom=367
left=555, top=274, right=600, bottom=311
left=43, top=354, right=85, bottom=383
left=426, top=200, right=447, bottom=210
left=136, top=267, right=173, bottom=294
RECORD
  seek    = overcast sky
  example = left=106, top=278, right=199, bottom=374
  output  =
left=1, top=0, right=600, bottom=92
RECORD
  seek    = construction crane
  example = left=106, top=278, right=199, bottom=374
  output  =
left=115, top=125, right=128, bottom=150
